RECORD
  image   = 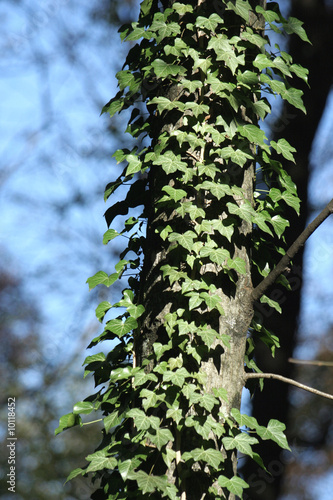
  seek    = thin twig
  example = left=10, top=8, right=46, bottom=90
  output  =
left=252, top=198, right=333, bottom=301
left=245, top=372, right=333, bottom=400
left=288, top=358, right=333, bottom=367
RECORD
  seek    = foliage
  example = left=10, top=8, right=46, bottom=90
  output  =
left=56, top=1, right=309, bottom=498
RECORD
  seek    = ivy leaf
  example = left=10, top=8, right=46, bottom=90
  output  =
left=133, top=370, right=158, bottom=387
left=104, top=411, right=123, bottom=432
left=271, top=138, right=296, bottom=162
left=238, top=124, right=268, bottom=148
left=223, top=433, right=258, bottom=457
left=199, top=393, right=219, bottom=412
left=86, top=453, right=117, bottom=473
left=183, top=448, right=224, bottom=470
left=147, top=428, right=174, bottom=450
left=150, top=58, right=186, bottom=79
left=208, top=36, right=244, bottom=74
left=133, top=471, right=167, bottom=494
left=281, top=191, right=300, bottom=214
left=95, top=301, right=112, bottom=322
left=154, top=151, right=188, bottom=174
left=227, top=257, right=247, bottom=275
left=172, top=2, right=194, bottom=15
left=103, top=229, right=120, bottom=245
left=55, top=413, right=82, bottom=435
left=200, top=293, right=224, bottom=314
left=162, top=185, right=187, bottom=202
left=105, top=317, right=138, bottom=337
left=283, top=17, right=311, bottom=43
left=195, top=14, right=224, bottom=32
left=227, top=200, right=256, bottom=222
left=218, top=145, right=253, bottom=167
left=231, top=408, right=259, bottom=430
left=257, top=420, right=290, bottom=450
left=169, top=231, right=196, bottom=251
left=166, top=407, right=183, bottom=425
left=260, top=295, right=282, bottom=314
left=127, top=409, right=160, bottom=430
left=218, top=475, right=249, bottom=497
left=86, top=271, right=119, bottom=291
left=197, top=180, right=232, bottom=200
left=65, top=468, right=86, bottom=483
left=227, top=0, right=252, bottom=22
left=149, top=96, right=185, bottom=113
left=73, top=401, right=95, bottom=415
left=118, top=458, right=142, bottom=481
left=270, top=215, right=290, bottom=238
left=197, top=327, right=218, bottom=348
left=200, top=247, right=230, bottom=265
left=163, top=367, right=189, bottom=387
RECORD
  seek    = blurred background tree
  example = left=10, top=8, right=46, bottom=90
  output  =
left=0, top=1, right=332, bottom=499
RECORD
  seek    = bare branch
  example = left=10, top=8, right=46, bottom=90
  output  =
left=245, top=372, right=333, bottom=400
left=252, top=198, right=333, bottom=302
left=288, top=358, right=333, bottom=367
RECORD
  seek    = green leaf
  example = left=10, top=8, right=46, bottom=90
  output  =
left=283, top=17, right=311, bottom=43
left=86, top=451, right=117, bottom=473
left=231, top=408, right=259, bottom=430
left=163, top=367, right=189, bottom=387
left=147, top=427, right=174, bottom=450
left=227, top=0, right=252, bottom=22
left=133, top=370, right=158, bottom=387
left=103, top=229, right=120, bottom=245
left=169, top=231, right=196, bottom=251
left=270, top=215, right=290, bottom=238
left=127, top=409, right=160, bottom=430
left=162, top=185, right=187, bottom=202
left=227, top=200, right=256, bottom=222
left=118, top=458, right=141, bottom=481
left=196, top=180, right=232, bottom=200
left=73, top=401, right=95, bottom=415
left=153, top=151, right=188, bottom=174
left=166, top=407, right=183, bottom=424
left=95, top=301, right=112, bottom=322
left=260, top=294, right=282, bottom=314
left=65, top=468, right=86, bottom=483
left=238, top=124, right=268, bottom=148
left=227, top=257, right=247, bottom=275
left=223, top=433, right=258, bottom=457
left=149, top=96, right=185, bottom=113
left=271, top=138, right=296, bottom=162
left=199, top=393, right=219, bottom=412
left=140, top=388, right=159, bottom=411
left=83, top=352, right=106, bottom=365
left=195, top=13, right=224, bottom=32
left=172, top=2, right=193, bottom=15
left=200, top=247, right=230, bottom=265
left=218, top=475, right=249, bottom=497
left=257, top=419, right=290, bottom=450
left=150, top=58, right=186, bottom=79
left=104, top=411, right=123, bottom=432
left=55, top=413, right=82, bottom=435
left=208, top=36, right=244, bottom=74
left=105, top=317, right=138, bottom=337
left=86, top=271, right=119, bottom=291
left=183, top=448, right=224, bottom=470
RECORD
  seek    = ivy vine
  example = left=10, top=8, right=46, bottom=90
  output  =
left=56, top=1, right=311, bottom=499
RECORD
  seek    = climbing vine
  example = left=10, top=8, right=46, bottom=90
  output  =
left=55, top=1, right=315, bottom=499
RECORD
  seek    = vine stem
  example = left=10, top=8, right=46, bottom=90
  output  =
left=252, top=198, right=333, bottom=301
left=245, top=372, right=333, bottom=400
